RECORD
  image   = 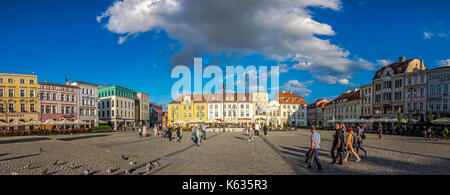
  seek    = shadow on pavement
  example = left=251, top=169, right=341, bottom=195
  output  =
left=0, top=153, right=41, bottom=162
left=57, top=134, right=111, bottom=141
left=0, top=137, right=51, bottom=145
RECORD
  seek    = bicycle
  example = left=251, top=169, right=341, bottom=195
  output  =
left=424, top=131, right=439, bottom=141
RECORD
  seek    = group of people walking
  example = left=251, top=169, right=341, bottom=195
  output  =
left=245, top=123, right=269, bottom=141
left=306, top=123, right=369, bottom=170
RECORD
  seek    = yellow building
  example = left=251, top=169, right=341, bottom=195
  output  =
left=168, top=94, right=207, bottom=127
left=0, top=73, right=39, bottom=124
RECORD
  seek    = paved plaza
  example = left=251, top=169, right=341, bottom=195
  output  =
left=0, top=130, right=449, bottom=175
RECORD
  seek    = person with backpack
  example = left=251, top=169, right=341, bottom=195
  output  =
left=344, top=126, right=361, bottom=163
left=355, top=124, right=368, bottom=156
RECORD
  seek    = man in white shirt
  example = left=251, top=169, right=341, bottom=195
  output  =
left=254, top=123, right=260, bottom=136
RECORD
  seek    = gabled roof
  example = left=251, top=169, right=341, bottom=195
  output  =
left=278, top=92, right=307, bottom=105
left=373, top=59, right=414, bottom=80
left=327, top=90, right=360, bottom=105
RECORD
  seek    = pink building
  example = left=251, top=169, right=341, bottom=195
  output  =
left=38, top=82, right=79, bottom=122
left=404, top=69, right=428, bottom=120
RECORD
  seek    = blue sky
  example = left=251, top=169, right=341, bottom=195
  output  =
left=1, top=0, right=449, bottom=107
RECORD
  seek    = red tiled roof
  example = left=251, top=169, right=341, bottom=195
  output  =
left=278, top=92, right=307, bottom=105
left=373, top=59, right=414, bottom=80
left=327, top=90, right=360, bottom=105
left=169, top=93, right=251, bottom=104
left=38, top=82, right=79, bottom=89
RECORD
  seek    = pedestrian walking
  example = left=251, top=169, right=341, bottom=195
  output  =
left=263, top=124, right=268, bottom=136
left=201, top=124, right=207, bottom=141
left=344, top=126, right=361, bottom=163
left=167, top=127, right=173, bottom=141
left=153, top=124, right=158, bottom=137
left=248, top=125, right=254, bottom=142
left=330, top=123, right=345, bottom=164
left=355, top=124, right=368, bottom=156
left=195, top=125, right=201, bottom=147
left=176, top=126, right=183, bottom=143
left=307, top=126, right=322, bottom=170
left=254, top=123, right=260, bottom=136
left=138, top=125, right=142, bottom=138
left=377, top=122, right=383, bottom=141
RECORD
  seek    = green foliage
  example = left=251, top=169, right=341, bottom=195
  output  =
left=397, top=111, right=403, bottom=123
left=91, top=125, right=113, bottom=131
left=426, top=110, right=434, bottom=123
left=436, top=112, right=441, bottom=120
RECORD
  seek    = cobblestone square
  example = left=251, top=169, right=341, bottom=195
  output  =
left=0, top=130, right=449, bottom=175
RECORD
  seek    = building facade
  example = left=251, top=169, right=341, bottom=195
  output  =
left=70, top=81, right=99, bottom=126
left=404, top=68, right=428, bottom=120
left=324, top=89, right=360, bottom=128
left=307, top=98, right=329, bottom=128
left=372, top=57, right=427, bottom=119
left=150, top=103, right=163, bottom=126
left=38, top=82, right=78, bottom=122
left=135, top=92, right=150, bottom=125
left=98, top=85, right=135, bottom=130
left=0, top=73, right=38, bottom=124
left=168, top=94, right=207, bottom=126
left=360, top=83, right=373, bottom=119
left=278, top=91, right=308, bottom=127
left=427, top=66, right=450, bottom=117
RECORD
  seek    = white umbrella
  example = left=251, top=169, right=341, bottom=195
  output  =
left=44, top=119, right=59, bottom=125
left=28, top=120, right=43, bottom=126
left=431, top=117, right=450, bottom=125
left=0, top=121, right=8, bottom=127
left=9, top=120, right=26, bottom=127
left=58, top=119, right=74, bottom=125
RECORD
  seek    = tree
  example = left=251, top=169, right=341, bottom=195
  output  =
left=436, top=112, right=441, bottom=120
left=427, top=110, right=434, bottom=123
left=397, top=111, right=403, bottom=123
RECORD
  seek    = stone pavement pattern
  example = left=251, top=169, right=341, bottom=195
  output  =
left=0, top=130, right=449, bottom=175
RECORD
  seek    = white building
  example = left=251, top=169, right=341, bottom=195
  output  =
left=70, top=81, right=99, bottom=126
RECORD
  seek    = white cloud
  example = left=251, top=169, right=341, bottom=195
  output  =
left=281, top=80, right=314, bottom=97
left=338, top=78, right=350, bottom=85
left=438, top=59, right=450, bottom=67
left=424, top=32, right=434, bottom=39
left=376, top=59, right=393, bottom=67
left=98, top=0, right=374, bottom=80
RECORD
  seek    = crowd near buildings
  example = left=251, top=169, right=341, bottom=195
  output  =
left=321, top=56, right=450, bottom=128
left=2, top=56, right=449, bottom=131
left=167, top=91, right=308, bottom=127
left=0, top=74, right=163, bottom=130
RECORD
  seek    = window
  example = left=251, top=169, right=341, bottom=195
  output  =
left=421, top=76, right=424, bottom=83
left=21, top=104, right=26, bottom=112
left=0, top=104, right=5, bottom=112
left=66, top=95, right=70, bottom=102
left=9, top=89, right=14, bottom=97
left=8, top=103, right=14, bottom=112
left=8, top=79, right=13, bottom=83
left=436, top=100, right=441, bottom=110
left=420, top=103, right=423, bottom=111
left=444, top=100, right=448, bottom=110
left=375, top=84, right=382, bottom=91
left=0, top=89, right=3, bottom=97
left=72, top=96, right=75, bottom=102
left=437, top=85, right=441, bottom=94
left=420, top=88, right=424, bottom=97
left=52, top=106, right=56, bottom=114
left=445, top=85, right=449, bottom=95
left=0, top=78, right=2, bottom=83
left=20, top=79, right=25, bottom=84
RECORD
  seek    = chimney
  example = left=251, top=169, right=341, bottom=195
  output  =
left=399, top=56, right=406, bottom=62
